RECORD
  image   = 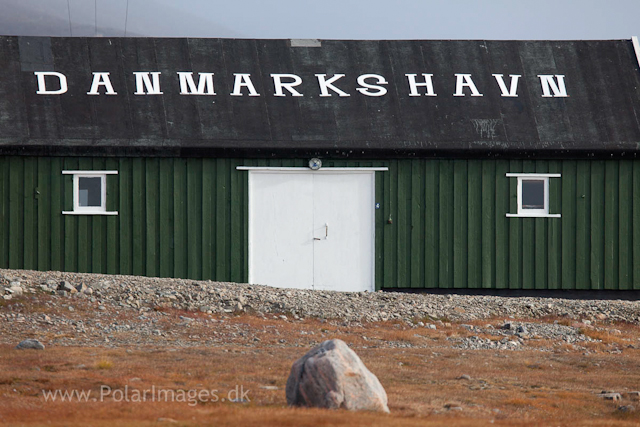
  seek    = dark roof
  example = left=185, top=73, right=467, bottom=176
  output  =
left=1, top=36, right=640, bottom=158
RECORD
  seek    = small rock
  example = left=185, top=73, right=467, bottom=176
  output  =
left=8, top=285, right=23, bottom=296
left=458, top=374, right=471, bottom=380
left=600, top=393, right=622, bottom=401
left=259, top=386, right=279, bottom=390
left=157, top=418, right=178, bottom=423
left=16, top=339, right=45, bottom=350
left=58, top=281, right=77, bottom=293
left=617, top=405, right=635, bottom=412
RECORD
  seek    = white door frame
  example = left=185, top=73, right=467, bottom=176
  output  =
left=238, top=166, right=388, bottom=291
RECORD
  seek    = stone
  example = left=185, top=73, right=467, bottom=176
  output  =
left=58, top=281, right=77, bottom=293
left=286, top=339, right=389, bottom=413
left=458, top=374, right=472, bottom=380
left=16, top=339, right=45, bottom=350
left=8, top=285, right=23, bottom=296
left=600, top=393, right=622, bottom=401
left=617, top=405, right=636, bottom=412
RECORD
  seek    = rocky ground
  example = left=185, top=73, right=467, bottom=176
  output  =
left=1, top=268, right=639, bottom=353
left=3, top=268, right=640, bottom=426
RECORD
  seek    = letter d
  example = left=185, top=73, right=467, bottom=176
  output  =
left=34, top=72, right=68, bottom=95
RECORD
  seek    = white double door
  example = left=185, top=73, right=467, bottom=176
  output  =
left=248, top=170, right=375, bottom=292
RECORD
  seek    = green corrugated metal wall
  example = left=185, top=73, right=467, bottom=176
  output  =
left=1, top=156, right=639, bottom=291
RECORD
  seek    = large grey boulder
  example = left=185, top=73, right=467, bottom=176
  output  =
left=286, top=339, right=389, bottom=413
left=16, top=339, right=45, bottom=350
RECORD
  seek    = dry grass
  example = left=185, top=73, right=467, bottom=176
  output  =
left=95, top=360, right=114, bottom=370
left=1, top=316, right=640, bottom=426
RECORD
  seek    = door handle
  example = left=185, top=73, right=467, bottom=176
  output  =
left=314, top=224, right=329, bottom=241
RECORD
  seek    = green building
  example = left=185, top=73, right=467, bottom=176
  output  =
left=1, top=36, right=640, bottom=292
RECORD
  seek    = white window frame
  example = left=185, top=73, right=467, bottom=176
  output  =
left=505, top=173, right=561, bottom=218
left=62, top=170, right=118, bottom=215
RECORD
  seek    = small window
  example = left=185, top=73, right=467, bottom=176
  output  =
left=506, top=173, right=561, bottom=218
left=62, top=171, right=118, bottom=215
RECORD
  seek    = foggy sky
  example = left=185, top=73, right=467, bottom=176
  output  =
left=0, top=0, right=638, bottom=40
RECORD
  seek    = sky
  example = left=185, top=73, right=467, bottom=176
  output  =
left=0, top=0, right=639, bottom=40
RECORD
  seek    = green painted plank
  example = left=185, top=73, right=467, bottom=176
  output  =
left=105, top=158, right=119, bottom=274
left=201, top=158, right=213, bottom=280
left=36, top=158, right=51, bottom=271
left=560, top=161, right=577, bottom=289
left=633, top=161, right=640, bottom=289
left=90, top=158, right=106, bottom=273
left=63, top=158, right=78, bottom=272
left=547, top=161, right=561, bottom=289
left=131, top=157, right=145, bottom=276
left=542, top=160, right=563, bottom=289
left=438, top=160, right=454, bottom=288
left=397, top=159, right=410, bottom=288
left=424, top=160, right=438, bottom=288
left=618, top=160, right=632, bottom=290
left=575, top=161, right=591, bottom=289
left=494, top=160, right=509, bottom=289
left=215, top=159, right=229, bottom=280
left=480, top=161, right=495, bottom=288
left=0, top=158, right=7, bottom=267
left=187, top=158, right=202, bottom=279
left=173, top=158, right=187, bottom=279
left=409, top=159, right=424, bottom=288
left=50, top=157, right=63, bottom=272
left=590, top=161, right=605, bottom=290
left=118, top=159, right=132, bottom=275
left=382, top=160, right=397, bottom=288
left=467, top=160, right=482, bottom=288
left=23, top=158, right=36, bottom=270
left=508, top=160, right=522, bottom=289
left=604, top=161, right=619, bottom=290
left=230, top=161, right=243, bottom=282
left=158, top=159, right=174, bottom=278
left=453, top=161, right=468, bottom=288
left=145, top=158, right=160, bottom=277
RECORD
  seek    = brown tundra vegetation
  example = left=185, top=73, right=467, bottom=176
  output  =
left=1, top=274, right=640, bottom=426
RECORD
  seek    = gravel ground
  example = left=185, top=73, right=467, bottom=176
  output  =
left=2, top=268, right=639, bottom=352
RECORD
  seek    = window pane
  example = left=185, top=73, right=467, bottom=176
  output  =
left=78, top=177, right=102, bottom=207
left=522, top=179, right=544, bottom=209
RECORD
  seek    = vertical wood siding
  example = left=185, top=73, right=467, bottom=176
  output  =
left=0, top=156, right=248, bottom=283
left=375, top=158, right=640, bottom=290
left=1, top=156, right=639, bottom=290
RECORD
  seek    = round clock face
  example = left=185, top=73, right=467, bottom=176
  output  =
left=308, top=158, right=322, bottom=170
